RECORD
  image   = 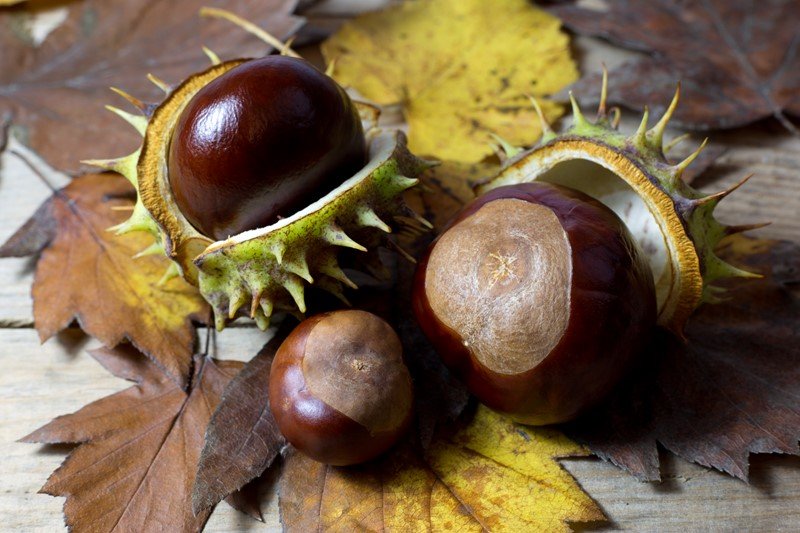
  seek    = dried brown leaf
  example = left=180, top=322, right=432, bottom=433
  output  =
left=567, top=236, right=800, bottom=481
left=192, top=332, right=288, bottom=515
left=22, top=345, right=243, bottom=532
left=31, top=173, right=208, bottom=387
left=0, top=196, right=55, bottom=257
left=548, top=0, right=800, bottom=132
left=224, top=475, right=275, bottom=523
left=0, top=0, right=303, bottom=174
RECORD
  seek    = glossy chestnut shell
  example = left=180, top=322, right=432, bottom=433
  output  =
left=269, top=310, right=413, bottom=465
left=413, top=182, right=656, bottom=425
left=168, top=55, right=367, bottom=240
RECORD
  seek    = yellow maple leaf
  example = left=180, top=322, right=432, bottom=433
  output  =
left=322, top=0, right=578, bottom=163
left=279, top=406, right=604, bottom=531
left=427, top=406, right=604, bottom=531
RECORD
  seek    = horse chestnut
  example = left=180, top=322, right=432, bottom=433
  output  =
left=269, top=310, right=413, bottom=465
left=413, top=182, right=656, bottom=425
left=168, top=56, right=367, bottom=240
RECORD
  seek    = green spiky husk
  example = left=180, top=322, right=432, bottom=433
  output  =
left=196, top=131, right=429, bottom=330
left=92, top=59, right=431, bottom=331
left=480, top=93, right=757, bottom=335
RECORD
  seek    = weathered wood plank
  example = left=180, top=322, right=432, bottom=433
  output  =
left=2, top=328, right=799, bottom=531
left=0, top=328, right=276, bottom=531
left=0, top=140, right=70, bottom=327
left=562, top=456, right=800, bottom=532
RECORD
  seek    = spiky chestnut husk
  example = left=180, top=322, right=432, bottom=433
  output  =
left=88, top=58, right=432, bottom=331
left=480, top=78, right=759, bottom=335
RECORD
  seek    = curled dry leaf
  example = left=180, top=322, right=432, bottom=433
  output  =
left=0, top=0, right=303, bottom=174
left=15, top=173, right=208, bottom=387
left=22, top=345, right=243, bottom=532
left=192, top=331, right=288, bottom=515
left=322, top=0, right=577, bottom=162
left=567, top=236, right=800, bottom=481
left=279, top=406, right=604, bottom=531
left=224, top=475, right=276, bottom=522
left=0, top=196, right=55, bottom=257
left=548, top=0, right=800, bottom=132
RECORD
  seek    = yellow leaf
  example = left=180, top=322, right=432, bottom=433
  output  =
left=279, top=406, right=604, bottom=531
left=427, top=406, right=604, bottom=531
left=322, top=0, right=578, bottom=163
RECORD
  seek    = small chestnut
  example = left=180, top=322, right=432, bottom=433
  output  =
left=413, top=182, right=656, bottom=425
left=269, top=310, right=413, bottom=465
left=168, top=55, right=367, bottom=240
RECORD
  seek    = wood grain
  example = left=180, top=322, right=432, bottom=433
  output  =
left=1, top=328, right=799, bottom=531
left=0, top=139, right=70, bottom=327
left=0, top=328, right=278, bottom=532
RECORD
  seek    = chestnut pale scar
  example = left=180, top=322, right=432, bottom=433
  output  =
left=301, top=311, right=413, bottom=434
left=424, top=198, right=572, bottom=375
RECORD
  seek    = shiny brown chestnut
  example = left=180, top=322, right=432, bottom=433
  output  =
left=269, top=310, right=414, bottom=465
left=168, top=55, right=367, bottom=241
left=413, top=182, right=656, bottom=425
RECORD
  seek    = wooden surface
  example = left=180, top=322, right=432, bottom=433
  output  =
left=3, top=326, right=800, bottom=532
left=2, top=1, right=800, bottom=531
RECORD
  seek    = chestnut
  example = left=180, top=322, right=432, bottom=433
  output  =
left=168, top=55, right=367, bottom=241
left=412, top=182, right=656, bottom=425
left=269, top=310, right=413, bottom=465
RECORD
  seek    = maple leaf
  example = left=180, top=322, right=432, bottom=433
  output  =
left=0, top=0, right=303, bottom=174
left=2, top=173, right=209, bottom=388
left=279, top=406, right=604, bottom=531
left=21, top=344, right=243, bottom=532
left=547, top=0, right=800, bottom=133
left=192, top=331, right=287, bottom=514
left=322, top=0, right=577, bottom=163
left=567, top=236, right=800, bottom=481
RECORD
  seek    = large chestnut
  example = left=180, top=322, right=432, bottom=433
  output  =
left=168, top=56, right=367, bottom=240
left=269, top=310, right=413, bottom=465
left=413, top=182, right=656, bottom=425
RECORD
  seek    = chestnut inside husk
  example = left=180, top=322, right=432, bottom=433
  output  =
left=95, top=51, right=431, bottom=330
left=168, top=56, right=367, bottom=241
